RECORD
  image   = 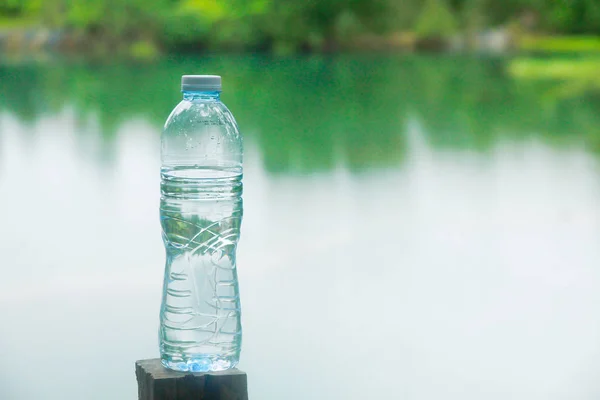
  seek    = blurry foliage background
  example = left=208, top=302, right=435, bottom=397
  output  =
left=1, top=0, right=600, bottom=165
left=0, top=0, right=600, bottom=53
left=1, top=0, right=599, bottom=167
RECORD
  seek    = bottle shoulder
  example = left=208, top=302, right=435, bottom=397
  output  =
left=164, top=99, right=239, bottom=133
left=161, top=99, right=242, bottom=166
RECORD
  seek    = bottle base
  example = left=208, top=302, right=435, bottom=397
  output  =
left=161, top=356, right=239, bottom=372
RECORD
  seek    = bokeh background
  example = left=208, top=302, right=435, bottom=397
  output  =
left=2, top=1, right=600, bottom=399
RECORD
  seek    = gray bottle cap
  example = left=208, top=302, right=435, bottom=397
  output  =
left=181, top=75, right=222, bottom=92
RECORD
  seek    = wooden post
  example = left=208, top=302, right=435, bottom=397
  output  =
left=136, top=359, right=248, bottom=400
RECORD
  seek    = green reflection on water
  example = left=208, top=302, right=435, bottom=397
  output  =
left=1, top=55, right=599, bottom=172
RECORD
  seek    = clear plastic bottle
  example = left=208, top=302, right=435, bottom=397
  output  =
left=159, top=75, right=243, bottom=372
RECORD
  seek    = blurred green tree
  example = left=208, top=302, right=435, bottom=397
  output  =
left=415, top=0, right=458, bottom=38
left=1, top=0, right=600, bottom=52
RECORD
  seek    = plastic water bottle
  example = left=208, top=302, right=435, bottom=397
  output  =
left=159, top=75, right=243, bottom=372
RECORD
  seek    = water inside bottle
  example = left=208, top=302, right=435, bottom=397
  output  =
left=159, top=166, right=243, bottom=372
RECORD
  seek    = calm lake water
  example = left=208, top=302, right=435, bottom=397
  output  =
left=1, top=55, right=600, bottom=400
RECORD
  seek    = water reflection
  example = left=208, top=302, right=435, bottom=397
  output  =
left=2, top=56, right=600, bottom=173
left=1, top=56, right=600, bottom=400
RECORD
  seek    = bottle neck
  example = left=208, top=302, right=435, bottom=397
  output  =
left=183, top=91, right=221, bottom=101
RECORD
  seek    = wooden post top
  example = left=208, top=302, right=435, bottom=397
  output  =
left=136, top=359, right=248, bottom=400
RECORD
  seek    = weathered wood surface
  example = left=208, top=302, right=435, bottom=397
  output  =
left=136, top=359, right=248, bottom=400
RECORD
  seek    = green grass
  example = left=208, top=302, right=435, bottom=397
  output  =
left=519, top=35, right=600, bottom=53
left=509, top=58, right=600, bottom=81
left=0, top=16, right=38, bottom=29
